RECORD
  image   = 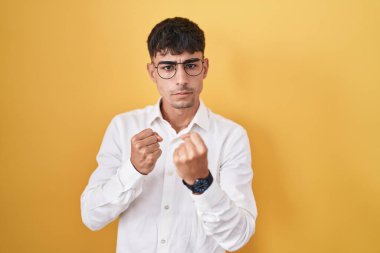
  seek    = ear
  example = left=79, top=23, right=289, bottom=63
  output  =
left=147, top=62, right=156, bottom=82
left=202, top=58, right=209, bottom=79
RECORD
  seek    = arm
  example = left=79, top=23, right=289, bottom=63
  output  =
left=80, top=117, right=144, bottom=231
left=191, top=127, right=257, bottom=251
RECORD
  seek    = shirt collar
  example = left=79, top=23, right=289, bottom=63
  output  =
left=148, top=97, right=163, bottom=126
left=148, top=97, right=210, bottom=132
left=190, top=99, right=210, bottom=131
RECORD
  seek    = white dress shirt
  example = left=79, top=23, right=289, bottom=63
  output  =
left=80, top=98, right=258, bottom=253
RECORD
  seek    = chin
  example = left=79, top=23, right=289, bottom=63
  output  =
left=172, top=100, right=194, bottom=109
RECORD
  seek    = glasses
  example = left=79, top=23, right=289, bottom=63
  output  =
left=152, top=58, right=204, bottom=79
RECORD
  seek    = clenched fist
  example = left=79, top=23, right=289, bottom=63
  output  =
left=173, top=132, right=209, bottom=184
left=130, top=128, right=163, bottom=175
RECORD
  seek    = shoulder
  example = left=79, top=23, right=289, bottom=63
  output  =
left=115, top=105, right=153, bottom=120
left=108, top=103, right=156, bottom=130
left=208, top=109, right=247, bottom=136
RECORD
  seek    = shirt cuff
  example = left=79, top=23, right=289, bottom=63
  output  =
left=191, top=180, right=226, bottom=211
left=117, top=159, right=145, bottom=190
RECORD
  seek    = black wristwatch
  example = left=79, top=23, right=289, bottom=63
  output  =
left=182, top=171, right=213, bottom=194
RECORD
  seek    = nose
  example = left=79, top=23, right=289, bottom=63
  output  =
left=175, top=64, right=188, bottom=86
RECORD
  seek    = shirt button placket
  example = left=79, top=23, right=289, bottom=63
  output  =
left=157, top=139, right=177, bottom=253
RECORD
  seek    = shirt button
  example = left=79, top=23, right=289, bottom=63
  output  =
left=164, top=205, right=170, bottom=210
left=168, top=171, right=173, bottom=176
left=161, top=239, right=166, bottom=244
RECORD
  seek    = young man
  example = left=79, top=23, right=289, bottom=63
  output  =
left=81, top=17, right=257, bottom=253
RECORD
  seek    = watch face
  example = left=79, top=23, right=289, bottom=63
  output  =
left=193, top=179, right=210, bottom=193
left=182, top=172, right=213, bottom=194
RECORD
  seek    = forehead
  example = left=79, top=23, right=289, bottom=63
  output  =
left=153, top=51, right=203, bottom=63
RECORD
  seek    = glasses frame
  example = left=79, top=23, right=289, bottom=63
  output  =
left=152, top=57, right=205, bottom=79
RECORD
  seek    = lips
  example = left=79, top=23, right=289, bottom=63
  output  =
left=173, top=91, right=192, bottom=95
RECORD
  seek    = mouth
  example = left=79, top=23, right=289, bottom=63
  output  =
left=172, top=91, right=193, bottom=96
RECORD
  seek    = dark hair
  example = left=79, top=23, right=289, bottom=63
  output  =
left=147, top=17, right=205, bottom=58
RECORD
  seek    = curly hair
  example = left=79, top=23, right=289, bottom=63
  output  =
left=147, top=17, right=205, bottom=58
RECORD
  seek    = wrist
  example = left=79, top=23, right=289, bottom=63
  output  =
left=184, top=170, right=209, bottom=185
left=182, top=170, right=213, bottom=194
left=130, top=159, right=148, bottom=175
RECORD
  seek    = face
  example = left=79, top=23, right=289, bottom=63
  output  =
left=147, top=51, right=209, bottom=110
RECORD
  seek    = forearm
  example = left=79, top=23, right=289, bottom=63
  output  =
left=80, top=160, right=144, bottom=231
left=192, top=182, right=257, bottom=251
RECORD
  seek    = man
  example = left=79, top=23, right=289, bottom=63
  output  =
left=81, top=17, right=257, bottom=253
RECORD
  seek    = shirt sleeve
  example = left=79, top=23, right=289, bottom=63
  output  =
left=80, top=116, right=145, bottom=231
left=191, top=126, right=258, bottom=251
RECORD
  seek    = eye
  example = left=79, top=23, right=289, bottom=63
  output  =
left=160, top=64, right=175, bottom=71
left=185, top=63, right=197, bottom=69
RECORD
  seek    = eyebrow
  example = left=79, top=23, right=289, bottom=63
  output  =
left=158, top=58, right=201, bottom=65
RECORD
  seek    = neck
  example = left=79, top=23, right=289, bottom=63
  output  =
left=160, top=99, right=200, bottom=133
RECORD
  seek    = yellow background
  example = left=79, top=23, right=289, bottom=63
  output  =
left=1, top=0, right=379, bottom=252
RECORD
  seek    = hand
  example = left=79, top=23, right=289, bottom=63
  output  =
left=173, top=132, right=209, bottom=184
left=130, top=128, right=163, bottom=175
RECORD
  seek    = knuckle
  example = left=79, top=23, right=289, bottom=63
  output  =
left=141, top=148, right=147, bottom=156
left=147, top=156, right=154, bottom=163
left=199, top=146, right=207, bottom=154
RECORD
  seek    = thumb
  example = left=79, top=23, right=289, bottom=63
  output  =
left=154, top=132, right=163, bottom=142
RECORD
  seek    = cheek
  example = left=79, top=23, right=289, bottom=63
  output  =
left=156, top=84, right=164, bottom=95
left=156, top=82, right=171, bottom=96
left=195, top=80, right=203, bottom=93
